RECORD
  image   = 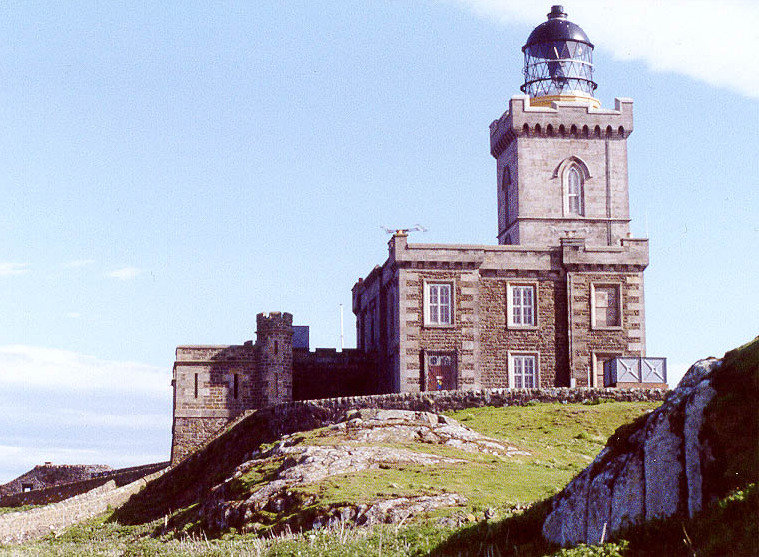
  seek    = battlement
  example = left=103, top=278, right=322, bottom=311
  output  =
left=490, top=96, right=633, bottom=158
left=256, top=311, right=293, bottom=333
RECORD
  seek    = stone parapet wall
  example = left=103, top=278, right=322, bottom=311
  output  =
left=293, top=348, right=378, bottom=402
left=0, top=468, right=167, bottom=544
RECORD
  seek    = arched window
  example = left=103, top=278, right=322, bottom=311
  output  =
left=502, top=165, right=512, bottom=224
left=554, top=157, right=590, bottom=217
left=566, top=165, right=584, bottom=216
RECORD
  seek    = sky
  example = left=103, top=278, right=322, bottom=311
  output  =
left=1, top=1, right=757, bottom=483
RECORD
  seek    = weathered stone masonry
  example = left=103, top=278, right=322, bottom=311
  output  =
left=171, top=6, right=666, bottom=465
left=171, top=312, right=381, bottom=463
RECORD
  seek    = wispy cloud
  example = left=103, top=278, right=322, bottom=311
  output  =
left=0, top=262, right=29, bottom=277
left=106, top=266, right=145, bottom=280
left=0, top=444, right=169, bottom=482
left=449, top=0, right=759, bottom=100
left=0, top=345, right=168, bottom=395
left=64, top=259, right=95, bottom=269
left=0, top=346, right=171, bottom=482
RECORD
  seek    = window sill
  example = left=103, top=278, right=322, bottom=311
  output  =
left=423, top=322, right=455, bottom=329
left=507, top=324, right=539, bottom=331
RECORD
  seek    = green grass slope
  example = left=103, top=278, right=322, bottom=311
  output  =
left=8, top=337, right=756, bottom=556
left=432, top=336, right=759, bottom=557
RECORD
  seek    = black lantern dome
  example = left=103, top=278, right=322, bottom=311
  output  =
left=521, top=5, right=598, bottom=106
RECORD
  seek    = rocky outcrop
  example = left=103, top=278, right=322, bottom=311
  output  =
left=198, top=409, right=524, bottom=534
left=122, top=386, right=666, bottom=526
left=542, top=355, right=731, bottom=546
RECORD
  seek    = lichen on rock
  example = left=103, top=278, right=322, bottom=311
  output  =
left=542, top=339, right=759, bottom=548
left=198, top=409, right=525, bottom=535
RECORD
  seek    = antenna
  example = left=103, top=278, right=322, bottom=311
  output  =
left=339, top=304, right=344, bottom=352
left=380, top=224, right=428, bottom=234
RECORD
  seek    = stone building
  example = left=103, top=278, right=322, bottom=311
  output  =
left=171, top=6, right=665, bottom=464
left=171, top=312, right=379, bottom=462
left=352, top=5, right=663, bottom=394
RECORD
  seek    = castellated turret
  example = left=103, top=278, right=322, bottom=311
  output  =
left=255, top=312, right=294, bottom=407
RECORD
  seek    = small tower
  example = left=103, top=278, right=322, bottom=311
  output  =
left=255, top=312, right=293, bottom=406
left=491, top=5, right=633, bottom=247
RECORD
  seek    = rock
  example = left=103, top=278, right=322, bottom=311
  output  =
left=683, top=379, right=716, bottom=517
left=200, top=409, right=515, bottom=534
left=542, top=357, right=726, bottom=547
left=643, top=413, right=682, bottom=520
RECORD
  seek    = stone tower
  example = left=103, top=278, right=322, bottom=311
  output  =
left=255, top=312, right=293, bottom=406
left=492, top=5, right=633, bottom=248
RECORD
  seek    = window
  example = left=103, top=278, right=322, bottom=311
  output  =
left=508, top=284, right=536, bottom=327
left=194, top=373, right=198, bottom=398
left=502, top=165, right=512, bottom=225
left=510, top=353, right=538, bottom=389
left=592, top=284, right=621, bottom=328
left=566, top=165, right=584, bottom=215
left=233, top=373, right=239, bottom=399
left=425, top=282, right=453, bottom=325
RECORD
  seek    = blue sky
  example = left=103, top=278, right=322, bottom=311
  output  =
left=1, top=1, right=757, bottom=483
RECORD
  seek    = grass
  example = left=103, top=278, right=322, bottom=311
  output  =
left=3, top=397, right=756, bottom=556
left=202, top=402, right=658, bottom=534
left=6, top=483, right=756, bottom=556
left=0, top=505, right=40, bottom=515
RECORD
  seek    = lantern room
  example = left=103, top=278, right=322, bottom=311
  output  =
left=521, top=5, right=599, bottom=107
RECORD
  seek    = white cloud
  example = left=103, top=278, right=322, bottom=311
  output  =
left=106, top=266, right=145, bottom=280
left=0, top=345, right=169, bottom=395
left=449, top=0, right=759, bottom=99
left=0, top=347, right=172, bottom=482
left=0, top=445, right=169, bottom=482
left=64, top=259, right=95, bottom=269
left=0, top=262, right=29, bottom=277
left=2, top=406, right=170, bottom=430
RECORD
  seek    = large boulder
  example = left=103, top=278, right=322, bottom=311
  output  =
left=543, top=337, right=759, bottom=547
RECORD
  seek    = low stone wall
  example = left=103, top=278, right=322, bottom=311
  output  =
left=0, top=462, right=170, bottom=508
left=0, top=468, right=167, bottom=544
left=141, top=387, right=668, bottom=523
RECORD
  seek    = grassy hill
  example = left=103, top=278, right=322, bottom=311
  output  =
left=4, top=401, right=658, bottom=555
left=4, top=337, right=757, bottom=557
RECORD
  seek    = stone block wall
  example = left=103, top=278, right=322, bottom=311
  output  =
left=293, top=348, right=379, bottom=401
left=479, top=271, right=569, bottom=388
left=568, top=270, right=646, bottom=386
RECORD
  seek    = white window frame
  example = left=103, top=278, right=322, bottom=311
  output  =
left=565, top=165, right=584, bottom=215
left=507, top=282, right=537, bottom=328
left=424, top=281, right=454, bottom=327
left=509, top=352, right=539, bottom=389
left=591, top=283, right=623, bottom=329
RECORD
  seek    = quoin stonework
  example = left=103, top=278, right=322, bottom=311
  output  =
left=171, top=5, right=666, bottom=464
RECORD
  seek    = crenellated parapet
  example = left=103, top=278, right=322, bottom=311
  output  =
left=490, top=96, right=633, bottom=158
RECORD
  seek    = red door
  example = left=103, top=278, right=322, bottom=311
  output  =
left=426, top=353, right=456, bottom=391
